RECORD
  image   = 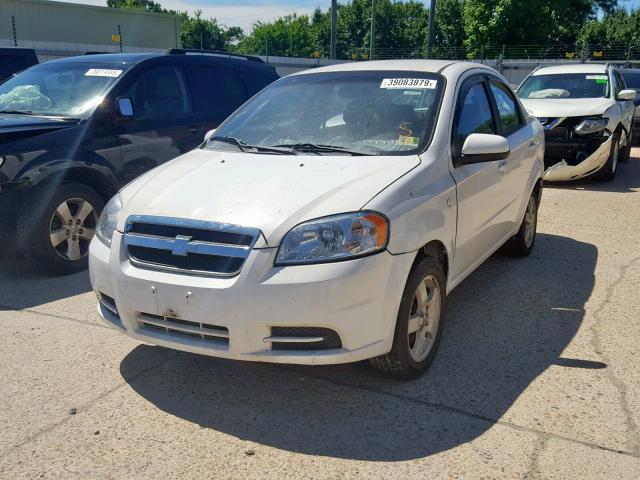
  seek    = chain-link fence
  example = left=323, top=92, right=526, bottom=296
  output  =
left=347, top=44, right=640, bottom=62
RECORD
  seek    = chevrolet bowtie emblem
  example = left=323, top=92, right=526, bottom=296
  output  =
left=171, top=235, right=193, bottom=256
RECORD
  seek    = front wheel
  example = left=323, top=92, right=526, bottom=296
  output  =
left=370, top=257, right=446, bottom=380
left=595, top=132, right=620, bottom=181
left=17, top=183, right=104, bottom=275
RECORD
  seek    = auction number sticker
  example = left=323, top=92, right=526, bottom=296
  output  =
left=380, top=78, right=437, bottom=89
left=85, top=69, right=123, bottom=78
left=586, top=75, right=608, bottom=80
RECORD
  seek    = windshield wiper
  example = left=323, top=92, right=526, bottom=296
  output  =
left=209, top=136, right=293, bottom=155
left=271, top=143, right=372, bottom=156
left=0, top=109, right=33, bottom=115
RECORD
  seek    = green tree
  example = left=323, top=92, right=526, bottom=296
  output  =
left=181, top=10, right=243, bottom=50
left=106, top=0, right=168, bottom=13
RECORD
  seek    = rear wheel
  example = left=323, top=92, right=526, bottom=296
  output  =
left=17, top=183, right=104, bottom=275
left=370, top=257, right=446, bottom=380
left=596, top=132, right=621, bottom=181
left=505, top=190, right=538, bottom=257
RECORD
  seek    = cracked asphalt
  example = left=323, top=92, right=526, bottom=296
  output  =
left=1, top=150, right=640, bottom=479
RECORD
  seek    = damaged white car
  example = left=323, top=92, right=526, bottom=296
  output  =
left=517, top=64, right=636, bottom=181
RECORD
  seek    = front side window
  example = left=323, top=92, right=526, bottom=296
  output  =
left=453, top=82, right=495, bottom=157
left=190, top=65, right=247, bottom=119
left=517, top=73, right=609, bottom=99
left=206, top=71, right=445, bottom=156
left=621, top=71, right=640, bottom=90
left=121, top=66, right=192, bottom=119
left=490, top=82, right=523, bottom=134
left=0, top=62, right=128, bottom=117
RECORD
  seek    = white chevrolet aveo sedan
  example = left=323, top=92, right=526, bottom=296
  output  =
left=90, top=60, right=544, bottom=379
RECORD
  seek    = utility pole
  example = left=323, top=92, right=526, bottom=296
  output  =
left=369, top=0, right=375, bottom=60
left=330, top=0, right=337, bottom=60
left=426, top=0, right=436, bottom=58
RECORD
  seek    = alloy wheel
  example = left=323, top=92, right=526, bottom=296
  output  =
left=407, top=274, right=442, bottom=362
left=523, top=195, right=537, bottom=248
left=49, top=198, right=98, bottom=261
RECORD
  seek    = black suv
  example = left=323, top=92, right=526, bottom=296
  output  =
left=0, top=48, right=39, bottom=84
left=0, top=50, right=278, bottom=274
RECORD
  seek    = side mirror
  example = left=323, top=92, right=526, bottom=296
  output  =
left=204, top=128, right=217, bottom=142
left=617, top=89, right=637, bottom=101
left=116, top=97, right=134, bottom=117
left=459, top=133, right=510, bottom=165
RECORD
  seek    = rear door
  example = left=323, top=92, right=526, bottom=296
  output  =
left=487, top=79, right=536, bottom=225
left=187, top=63, right=249, bottom=133
left=449, top=74, right=511, bottom=282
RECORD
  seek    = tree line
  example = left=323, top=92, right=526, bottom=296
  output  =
left=107, top=0, right=640, bottom=60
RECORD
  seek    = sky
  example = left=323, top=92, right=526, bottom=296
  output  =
left=57, top=0, right=640, bottom=33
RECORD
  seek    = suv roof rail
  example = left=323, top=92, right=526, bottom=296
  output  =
left=165, top=49, right=264, bottom=63
left=82, top=51, right=109, bottom=55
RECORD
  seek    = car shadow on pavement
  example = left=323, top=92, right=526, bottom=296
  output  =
left=120, top=232, right=598, bottom=461
left=0, top=260, right=91, bottom=310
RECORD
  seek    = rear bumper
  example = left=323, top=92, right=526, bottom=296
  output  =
left=89, top=232, right=414, bottom=365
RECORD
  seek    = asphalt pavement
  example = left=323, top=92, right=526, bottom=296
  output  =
left=1, top=150, right=639, bottom=479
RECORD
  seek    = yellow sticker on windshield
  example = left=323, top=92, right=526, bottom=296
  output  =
left=398, top=135, right=420, bottom=146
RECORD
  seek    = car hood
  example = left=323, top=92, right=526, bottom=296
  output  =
left=118, top=148, right=420, bottom=246
left=521, top=98, right=615, bottom=118
left=0, top=114, right=79, bottom=142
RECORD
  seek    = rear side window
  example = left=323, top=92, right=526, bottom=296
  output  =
left=490, top=82, right=524, bottom=135
left=453, top=81, right=495, bottom=157
left=190, top=65, right=248, bottom=119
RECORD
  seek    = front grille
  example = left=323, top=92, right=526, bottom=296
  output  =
left=123, top=215, right=260, bottom=276
left=269, top=327, right=342, bottom=351
left=137, top=312, right=229, bottom=345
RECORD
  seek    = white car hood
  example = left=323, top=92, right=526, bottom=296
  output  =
left=118, top=148, right=419, bottom=246
left=521, top=97, right=615, bottom=118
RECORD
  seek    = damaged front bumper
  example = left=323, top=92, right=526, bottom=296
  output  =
left=540, top=116, right=613, bottom=181
left=544, top=136, right=612, bottom=181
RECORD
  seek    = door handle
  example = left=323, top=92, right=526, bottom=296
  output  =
left=497, top=159, right=508, bottom=172
left=188, top=125, right=200, bottom=133
left=528, top=140, right=537, bottom=149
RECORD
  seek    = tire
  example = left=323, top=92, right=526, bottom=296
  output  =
left=370, top=257, right=446, bottom=380
left=504, top=190, right=538, bottom=257
left=619, top=130, right=632, bottom=163
left=17, top=182, right=104, bottom=275
left=595, top=131, right=621, bottom=181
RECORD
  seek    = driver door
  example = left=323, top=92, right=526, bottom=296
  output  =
left=449, top=75, right=512, bottom=283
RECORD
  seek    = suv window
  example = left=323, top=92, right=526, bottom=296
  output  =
left=190, top=65, right=247, bottom=120
left=490, top=82, right=523, bottom=135
left=453, top=81, right=495, bottom=157
left=122, top=65, right=192, bottom=119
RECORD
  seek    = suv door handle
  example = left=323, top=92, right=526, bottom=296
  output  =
left=188, top=125, right=200, bottom=133
left=528, top=140, right=537, bottom=149
left=497, top=159, right=508, bottom=172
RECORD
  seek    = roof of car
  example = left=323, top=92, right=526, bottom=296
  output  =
left=532, top=63, right=608, bottom=75
left=290, top=59, right=495, bottom=77
left=45, top=52, right=271, bottom=69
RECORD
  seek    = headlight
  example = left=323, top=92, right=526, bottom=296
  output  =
left=574, top=117, right=608, bottom=135
left=95, top=194, right=122, bottom=247
left=275, top=212, right=389, bottom=266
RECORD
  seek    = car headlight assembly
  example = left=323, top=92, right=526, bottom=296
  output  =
left=95, top=193, right=122, bottom=247
left=275, top=212, right=389, bottom=266
left=574, top=117, right=608, bottom=135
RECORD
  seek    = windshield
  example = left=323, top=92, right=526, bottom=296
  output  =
left=206, top=71, right=445, bottom=156
left=0, top=62, right=127, bottom=117
left=517, top=73, right=609, bottom=99
left=621, top=71, right=640, bottom=90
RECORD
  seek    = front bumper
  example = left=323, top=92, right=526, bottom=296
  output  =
left=89, top=232, right=414, bottom=365
left=543, top=136, right=612, bottom=182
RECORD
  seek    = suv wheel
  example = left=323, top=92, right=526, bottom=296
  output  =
left=619, top=130, right=632, bottom=163
left=370, top=257, right=446, bottom=380
left=17, top=183, right=104, bottom=275
left=596, top=132, right=621, bottom=181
